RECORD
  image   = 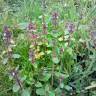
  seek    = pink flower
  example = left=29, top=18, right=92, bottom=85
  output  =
left=31, top=34, right=39, bottom=39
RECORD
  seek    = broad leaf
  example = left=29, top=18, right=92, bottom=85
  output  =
left=49, top=91, right=55, bottom=96
left=35, top=82, right=42, bottom=88
left=13, top=83, right=20, bottom=92
left=52, top=57, right=60, bottom=64
left=21, top=89, right=30, bottom=96
left=36, top=88, right=45, bottom=95
left=12, top=54, right=21, bottom=59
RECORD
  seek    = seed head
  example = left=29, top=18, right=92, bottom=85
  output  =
left=29, top=49, right=35, bottom=63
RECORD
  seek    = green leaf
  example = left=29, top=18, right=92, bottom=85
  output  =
left=49, top=91, right=55, bottom=96
left=36, top=88, right=45, bottom=96
left=45, top=84, right=50, bottom=92
left=40, top=73, right=51, bottom=82
left=67, top=48, right=73, bottom=55
left=60, top=83, right=64, bottom=89
left=21, top=89, right=30, bottom=96
left=2, top=58, right=8, bottom=65
left=52, top=57, right=60, bottom=64
left=35, top=82, right=42, bottom=88
left=12, top=54, right=21, bottom=59
left=43, top=73, right=51, bottom=81
left=55, top=72, right=69, bottom=79
left=18, top=22, right=28, bottom=29
left=13, top=83, right=20, bottom=92
left=46, top=34, right=53, bottom=40
left=9, top=74, right=13, bottom=80
left=55, top=88, right=62, bottom=95
left=64, top=85, right=72, bottom=91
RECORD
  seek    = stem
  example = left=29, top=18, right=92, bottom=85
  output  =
left=51, top=62, right=54, bottom=87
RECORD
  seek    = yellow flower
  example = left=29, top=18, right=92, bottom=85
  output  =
left=35, top=54, right=41, bottom=59
left=35, top=52, right=44, bottom=59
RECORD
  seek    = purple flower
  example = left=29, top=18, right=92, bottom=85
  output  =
left=28, top=22, right=36, bottom=32
left=66, top=22, right=75, bottom=33
left=31, top=34, right=39, bottom=39
left=52, top=12, right=59, bottom=27
left=52, top=12, right=59, bottom=20
left=3, top=26, right=11, bottom=45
